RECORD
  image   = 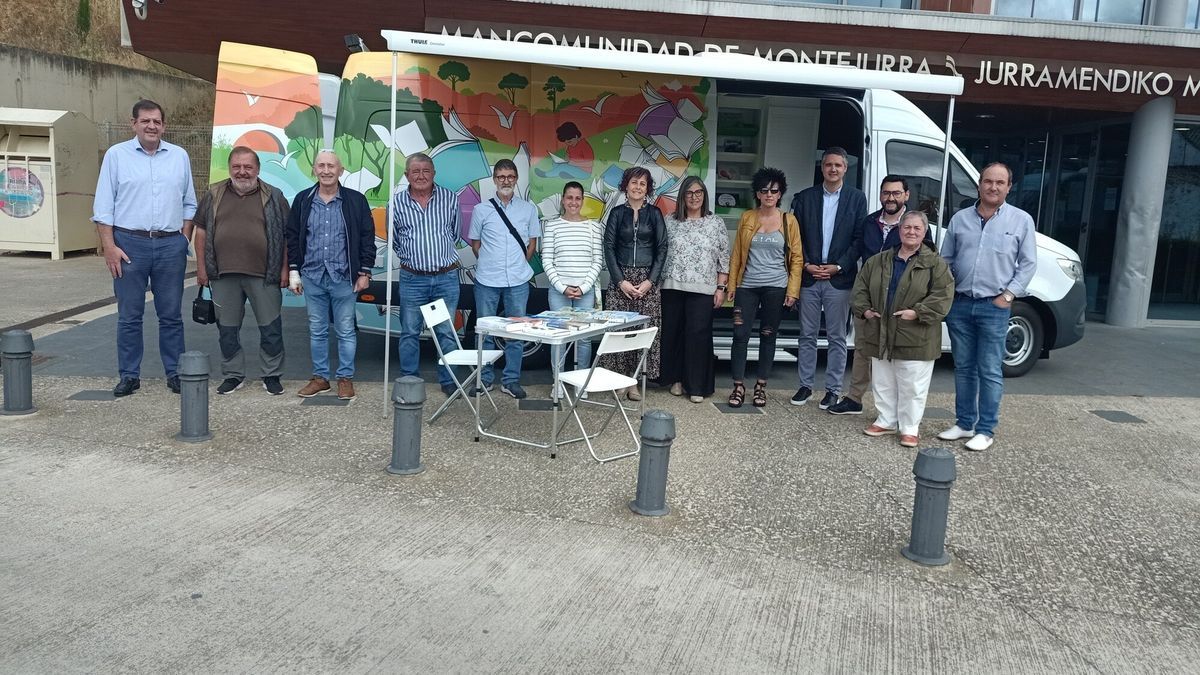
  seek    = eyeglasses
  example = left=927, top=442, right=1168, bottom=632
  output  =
left=685, top=189, right=705, bottom=197
left=493, top=174, right=518, bottom=182
left=881, top=190, right=907, bottom=198
left=757, top=188, right=781, bottom=195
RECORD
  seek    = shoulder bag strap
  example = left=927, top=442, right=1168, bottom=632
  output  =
left=487, top=195, right=530, bottom=261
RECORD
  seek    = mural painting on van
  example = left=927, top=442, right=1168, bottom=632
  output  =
left=210, top=42, right=715, bottom=331
left=209, top=43, right=323, bottom=200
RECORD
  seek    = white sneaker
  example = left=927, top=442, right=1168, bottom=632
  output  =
left=937, top=424, right=975, bottom=441
left=552, top=383, right=566, bottom=400
left=965, top=434, right=994, bottom=452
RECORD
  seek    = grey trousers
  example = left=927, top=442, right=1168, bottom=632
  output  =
left=209, top=274, right=284, bottom=380
left=797, top=280, right=851, bottom=394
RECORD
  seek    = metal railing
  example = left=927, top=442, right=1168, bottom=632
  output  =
left=98, top=122, right=213, bottom=193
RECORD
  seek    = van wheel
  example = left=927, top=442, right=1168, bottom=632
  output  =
left=1002, top=302, right=1043, bottom=378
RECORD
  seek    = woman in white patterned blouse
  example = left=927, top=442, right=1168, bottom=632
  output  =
left=660, top=176, right=731, bottom=403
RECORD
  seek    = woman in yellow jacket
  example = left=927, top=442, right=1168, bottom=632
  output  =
left=726, top=167, right=804, bottom=407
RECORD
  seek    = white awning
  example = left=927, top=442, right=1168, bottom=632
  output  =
left=381, top=29, right=964, bottom=96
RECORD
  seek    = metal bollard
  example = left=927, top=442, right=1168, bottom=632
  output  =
left=387, top=376, right=426, bottom=476
left=1, top=330, right=37, bottom=416
left=629, top=410, right=675, bottom=517
left=174, top=351, right=212, bottom=442
left=902, top=447, right=957, bottom=566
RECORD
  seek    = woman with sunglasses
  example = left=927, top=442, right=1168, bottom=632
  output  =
left=660, top=176, right=731, bottom=403
left=603, top=166, right=668, bottom=400
left=725, top=167, right=803, bottom=408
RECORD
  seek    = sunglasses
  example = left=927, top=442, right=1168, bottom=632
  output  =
left=757, top=188, right=781, bottom=195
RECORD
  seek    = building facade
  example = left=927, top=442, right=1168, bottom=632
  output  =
left=120, top=0, right=1200, bottom=324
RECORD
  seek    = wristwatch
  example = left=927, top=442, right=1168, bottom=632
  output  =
left=1002, top=290, right=1015, bottom=302
left=716, top=284, right=728, bottom=291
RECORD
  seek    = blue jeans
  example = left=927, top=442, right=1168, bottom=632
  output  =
left=302, top=270, right=358, bottom=379
left=945, top=295, right=1010, bottom=437
left=547, top=287, right=596, bottom=372
left=112, top=229, right=187, bottom=379
left=399, top=268, right=460, bottom=388
left=474, top=282, right=529, bottom=387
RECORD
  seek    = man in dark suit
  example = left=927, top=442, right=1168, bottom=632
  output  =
left=789, top=147, right=868, bottom=409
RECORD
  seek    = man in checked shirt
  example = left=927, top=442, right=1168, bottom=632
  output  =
left=390, top=153, right=464, bottom=398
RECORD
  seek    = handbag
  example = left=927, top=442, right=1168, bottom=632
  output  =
left=192, top=285, right=217, bottom=324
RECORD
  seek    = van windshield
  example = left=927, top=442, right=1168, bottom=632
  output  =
left=885, top=139, right=976, bottom=224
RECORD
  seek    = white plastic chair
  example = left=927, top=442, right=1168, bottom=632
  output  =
left=419, top=298, right=503, bottom=423
left=554, top=326, right=658, bottom=463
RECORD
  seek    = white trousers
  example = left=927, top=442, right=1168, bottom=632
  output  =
left=870, top=357, right=935, bottom=436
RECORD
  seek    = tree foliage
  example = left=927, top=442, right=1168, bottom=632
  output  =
left=75, top=0, right=91, bottom=37
left=543, top=75, right=566, bottom=111
left=328, top=74, right=452, bottom=199
left=283, top=105, right=323, bottom=171
left=497, top=72, right=529, bottom=105
left=437, top=61, right=471, bottom=92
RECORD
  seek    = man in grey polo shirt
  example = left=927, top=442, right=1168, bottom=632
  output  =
left=469, top=159, right=540, bottom=399
left=938, top=162, right=1037, bottom=452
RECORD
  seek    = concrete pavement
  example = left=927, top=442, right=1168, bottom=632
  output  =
left=1, top=252, right=1198, bottom=672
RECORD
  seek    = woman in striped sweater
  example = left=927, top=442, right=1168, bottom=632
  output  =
left=542, top=181, right=604, bottom=388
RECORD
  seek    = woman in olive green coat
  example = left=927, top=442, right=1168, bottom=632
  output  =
left=851, top=211, right=955, bottom=448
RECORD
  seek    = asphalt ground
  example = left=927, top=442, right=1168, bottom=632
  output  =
left=2, top=251, right=1198, bottom=673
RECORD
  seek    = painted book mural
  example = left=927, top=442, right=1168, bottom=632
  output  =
left=210, top=42, right=716, bottom=331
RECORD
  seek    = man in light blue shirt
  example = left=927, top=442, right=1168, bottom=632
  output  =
left=469, top=159, right=541, bottom=399
left=92, top=100, right=197, bottom=397
left=938, top=162, right=1038, bottom=452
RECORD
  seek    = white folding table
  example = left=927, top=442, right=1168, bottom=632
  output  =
left=472, top=313, right=649, bottom=456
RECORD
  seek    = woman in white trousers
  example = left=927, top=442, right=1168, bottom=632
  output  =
left=850, top=211, right=955, bottom=448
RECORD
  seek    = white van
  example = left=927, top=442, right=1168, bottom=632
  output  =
left=208, top=32, right=1084, bottom=378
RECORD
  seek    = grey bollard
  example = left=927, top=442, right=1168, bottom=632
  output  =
left=902, top=447, right=957, bottom=566
left=174, top=351, right=212, bottom=442
left=1, top=330, right=37, bottom=416
left=629, top=410, right=675, bottom=517
left=387, top=376, right=426, bottom=476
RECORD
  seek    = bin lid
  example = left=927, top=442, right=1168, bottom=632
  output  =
left=0, top=108, right=72, bottom=125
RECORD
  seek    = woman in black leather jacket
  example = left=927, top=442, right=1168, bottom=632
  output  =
left=603, top=166, right=669, bottom=400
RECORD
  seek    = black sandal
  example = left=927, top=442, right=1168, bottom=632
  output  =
left=728, top=382, right=745, bottom=408
left=752, top=381, right=768, bottom=407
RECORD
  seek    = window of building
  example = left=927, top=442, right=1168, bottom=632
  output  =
left=1149, top=122, right=1200, bottom=320
left=884, top=140, right=976, bottom=225
left=994, top=0, right=1147, bottom=25
left=786, top=0, right=917, bottom=7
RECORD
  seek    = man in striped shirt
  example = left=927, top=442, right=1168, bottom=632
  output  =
left=390, top=153, right=463, bottom=397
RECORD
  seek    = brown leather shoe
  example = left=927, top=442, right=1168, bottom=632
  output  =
left=337, top=377, right=356, bottom=400
left=297, top=376, right=331, bottom=398
left=899, top=434, right=920, bottom=448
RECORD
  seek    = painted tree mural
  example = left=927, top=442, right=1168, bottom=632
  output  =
left=283, top=106, right=323, bottom=173
left=543, top=75, right=565, bottom=112
left=437, top=61, right=471, bottom=92
left=497, top=72, right=529, bottom=106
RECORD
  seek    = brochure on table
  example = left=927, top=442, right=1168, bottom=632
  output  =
left=475, top=309, right=645, bottom=338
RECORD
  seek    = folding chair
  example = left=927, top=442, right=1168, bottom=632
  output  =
left=419, top=298, right=503, bottom=423
left=554, top=326, right=658, bottom=463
